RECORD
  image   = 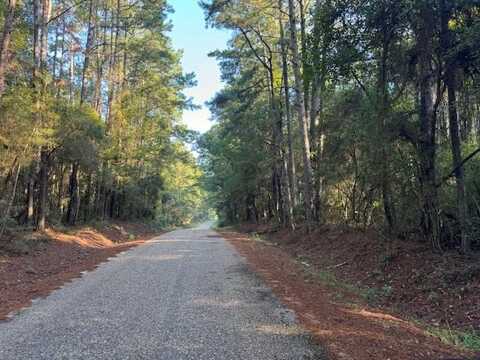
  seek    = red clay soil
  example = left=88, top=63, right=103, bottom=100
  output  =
left=0, top=223, right=161, bottom=321
left=242, top=224, right=480, bottom=332
left=221, top=228, right=476, bottom=360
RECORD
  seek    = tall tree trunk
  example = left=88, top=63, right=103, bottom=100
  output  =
left=268, top=61, right=294, bottom=230
left=52, top=16, right=59, bottom=81
left=35, top=0, right=52, bottom=231
left=238, top=25, right=294, bottom=229
left=37, top=150, right=49, bottom=230
left=309, top=0, right=328, bottom=221
left=66, top=162, right=80, bottom=225
left=377, top=6, right=397, bottom=235
left=287, top=0, right=314, bottom=228
left=298, top=0, right=309, bottom=118
left=57, top=163, right=64, bottom=215
left=106, top=0, right=121, bottom=127
left=80, top=0, right=96, bottom=103
left=27, top=176, right=35, bottom=225
left=278, top=4, right=298, bottom=208
left=440, top=0, right=469, bottom=253
left=0, top=0, right=17, bottom=96
left=83, top=171, right=92, bottom=222
left=65, top=0, right=96, bottom=225
left=416, top=1, right=440, bottom=248
left=0, top=161, right=21, bottom=239
left=69, top=51, right=74, bottom=101
left=93, top=6, right=107, bottom=112
left=32, top=0, right=41, bottom=229
left=57, top=16, right=66, bottom=97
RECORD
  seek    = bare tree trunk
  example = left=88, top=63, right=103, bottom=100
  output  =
left=36, top=0, right=52, bottom=231
left=298, top=0, right=309, bottom=118
left=106, top=0, right=121, bottom=127
left=57, top=16, right=66, bottom=97
left=288, top=0, right=314, bottom=228
left=417, top=1, right=440, bottom=248
left=93, top=5, right=107, bottom=112
left=52, top=16, right=59, bottom=81
left=27, top=176, right=35, bottom=225
left=57, top=163, right=64, bottom=215
left=66, top=162, right=80, bottom=225
left=80, top=0, right=96, bottom=103
left=440, top=0, right=469, bottom=253
left=69, top=51, right=74, bottom=101
left=271, top=78, right=294, bottom=230
left=377, top=5, right=397, bottom=235
left=33, top=0, right=51, bottom=231
left=83, top=171, right=92, bottom=222
left=0, top=161, right=21, bottom=239
left=309, top=0, right=328, bottom=222
left=37, top=150, right=49, bottom=230
left=278, top=4, right=298, bottom=208
left=0, top=0, right=17, bottom=96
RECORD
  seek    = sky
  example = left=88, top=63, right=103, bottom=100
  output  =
left=168, top=0, right=230, bottom=134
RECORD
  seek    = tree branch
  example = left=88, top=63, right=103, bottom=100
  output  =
left=437, top=147, right=480, bottom=187
left=47, top=0, right=89, bottom=25
left=239, top=28, right=271, bottom=72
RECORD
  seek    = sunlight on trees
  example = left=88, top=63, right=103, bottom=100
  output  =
left=199, top=0, right=480, bottom=254
left=0, top=0, right=207, bottom=232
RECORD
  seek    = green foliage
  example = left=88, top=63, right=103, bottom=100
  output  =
left=427, top=327, right=480, bottom=352
left=0, top=0, right=208, bottom=230
left=199, top=0, right=480, bottom=253
left=56, top=103, right=104, bottom=168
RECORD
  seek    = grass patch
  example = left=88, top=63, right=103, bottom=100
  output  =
left=427, top=326, right=480, bottom=352
left=298, top=259, right=393, bottom=305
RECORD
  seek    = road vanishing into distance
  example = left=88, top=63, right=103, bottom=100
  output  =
left=0, top=223, right=325, bottom=359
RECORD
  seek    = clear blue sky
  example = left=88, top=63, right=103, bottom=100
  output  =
left=168, top=0, right=230, bottom=133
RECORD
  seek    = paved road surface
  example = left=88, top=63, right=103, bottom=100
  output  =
left=0, top=224, right=326, bottom=359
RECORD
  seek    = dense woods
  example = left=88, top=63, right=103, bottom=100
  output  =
left=0, top=0, right=206, bottom=231
left=199, top=0, right=480, bottom=253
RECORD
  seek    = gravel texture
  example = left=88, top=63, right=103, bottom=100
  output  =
left=0, top=223, right=326, bottom=359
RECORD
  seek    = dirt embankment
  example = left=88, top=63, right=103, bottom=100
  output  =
left=0, top=222, right=161, bottom=320
left=221, top=225, right=479, bottom=360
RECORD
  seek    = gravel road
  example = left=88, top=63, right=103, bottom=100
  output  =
left=0, top=224, right=326, bottom=359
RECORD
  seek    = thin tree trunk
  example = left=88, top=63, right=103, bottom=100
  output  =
left=66, top=162, right=80, bottom=225
left=298, top=0, right=309, bottom=119
left=52, top=17, right=59, bottom=81
left=57, top=163, right=64, bottom=215
left=37, top=150, right=49, bottom=230
left=80, top=0, right=96, bottom=103
left=278, top=4, right=298, bottom=208
left=27, top=176, right=35, bottom=225
left=106, top=0, right=121, bottom=127
left=417, top=1, right=440, bottom=248
left=36, top=0, right=52, bottom=231
left=377, top=7, right=397, bottom=235
left=83, top=171, right=92, bottom=222
left=0, top=162, right=21, bottom=239
left=0, top=0, right=17, bottom=96
left=440, top=0, right=469, bottom=253
left=93, top=6, right=107, bottom=112
left=57, top=16, right=66, bottom=97
left=287, top=0, right=314, bottom=228
left=309, top=0, right=328, bottom=221
left=267, top=60, right=294, bottom=229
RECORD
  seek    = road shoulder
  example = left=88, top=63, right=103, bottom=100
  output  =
left=220, top=229, right=472, bottom=360
left=0, top=222, right=161, bottom=321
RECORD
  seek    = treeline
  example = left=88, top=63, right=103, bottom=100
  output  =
left=0, top=0, right=205, bottom=232
left=199, top=0, right=480, bottom=253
